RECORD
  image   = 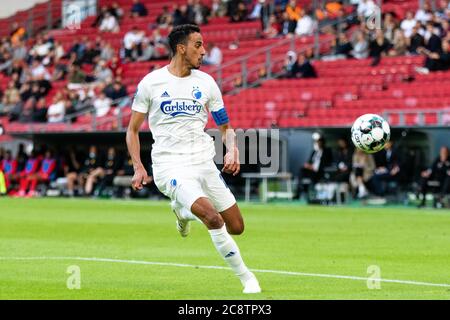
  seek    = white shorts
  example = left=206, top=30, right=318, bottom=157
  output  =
left=152, top=160, right=236, bottom=212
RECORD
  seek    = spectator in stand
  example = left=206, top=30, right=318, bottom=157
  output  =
left=332, top=32, right=353, bottom=59
left=110, top=1, right=124, bottom=22
left=130, top=0, right=148, bottom=17
left=11, top=40, right=28, bottom=62
left=262, top=14, right=281, bottom=38
left=351, top=30, right=369, bottom=59
left=424, top=21, right=442, bottom=53
left=107, top=56, right=123, bottom=77
left=203, top=43, right=223, bottom=66
left=137, top=39, right=155, bottom=62
left=383, top=12, right=397, bottom=44
left=15, top=150, right=41, bottom=197
left=0, top=150, right=17, bottom=192
left=18, top=98, right=36, bottom=123
left=157, top=6, right=173, bottom=27
left=123, top=27, right=145, bottom=61
left=294, top=9, right=314, bottom=37
left=10, top=23, right=26, bottom=45
left=415, top=2, right=433, bottom=25
left=47, top=92, right=66, bottom=123
left=80, top=40, right=101, bottom=65
left=20, top=150, right=57, bottom=197
left=1, top=81, right=20, bottom=116
left=104, top=79, right=129, bottom=108
left=290, top=53, right=317, bottom=78
left=64, top=147, right=82, bottom=197
left=91, top=147, right=121, bottom=197
left=0, top=52, right=13, bottom=75
left=92, top=6, right=109, bottom=28
left=33, top=97, right=47, bottom=122
left=210, top=0, right=226, bottom=18
left=357, top=0, right=377, bottom=22
left=173, top=4, right=192, bottom=26
left=100, top=42, right=114, bottom=62
left=418, top=146, right=450, bottom=208
left=67, top=64, right=86, bottom=84
left=407, top=24, right=425, bottom=54
left=350, top=148, right=375, bottom=199
left=369, top=29, right=392, bottom=66
left=370, top=141, right=400, bottom=197
left=285, top=0, right=301, bottom=34
left=93, top=92, right=112, bottom=117
left=230, top=1, right=249, bottom=23
left=192, top=0, right=210, bottom=25
left=99, top=11, right=120, bottom=33
left=283, top=50, right=297, bottom=77
left=416, top=39, right=450, bottom=73
left=94, top=60, right=113, bottom=83
left=389, top=29, right=407, bottom=56
left=401, top=11, right=417, bottom=39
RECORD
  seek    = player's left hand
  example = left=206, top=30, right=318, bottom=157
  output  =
left=222, top=147, right=240, bottom=176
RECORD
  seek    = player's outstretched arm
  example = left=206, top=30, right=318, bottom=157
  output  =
left=126, top=110, right=149, bottom=190
left=219, top=123, right=240, bottom=176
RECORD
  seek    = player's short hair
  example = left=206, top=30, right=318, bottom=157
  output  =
left=167, top=24, right=201, bottom=56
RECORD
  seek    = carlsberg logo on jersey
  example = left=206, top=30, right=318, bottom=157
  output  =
left=160, top=99, right=202, bottom=117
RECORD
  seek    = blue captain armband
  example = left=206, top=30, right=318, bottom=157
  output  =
left=211, top=108, right=229, bottom=126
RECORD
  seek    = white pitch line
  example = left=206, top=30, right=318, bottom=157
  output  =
left=1, top=256, right=450, bottom=289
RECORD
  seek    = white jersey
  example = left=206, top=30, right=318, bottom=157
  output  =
left=132, top=65, right=226, bottom=166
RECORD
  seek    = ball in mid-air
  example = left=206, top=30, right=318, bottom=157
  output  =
left=351, top=114, right=390, bottom=153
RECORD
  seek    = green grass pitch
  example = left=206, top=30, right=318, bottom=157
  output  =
left=0, top=197, right=449, bottom=299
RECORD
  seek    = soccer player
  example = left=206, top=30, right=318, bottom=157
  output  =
left=126, top=24, right=261, bottom=294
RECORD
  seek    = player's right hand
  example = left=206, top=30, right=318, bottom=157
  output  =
left=132, top=166, right=149, bottom=190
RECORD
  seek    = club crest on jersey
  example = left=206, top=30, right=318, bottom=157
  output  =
left=192, top=87, right=202, bottom=100
left=160, top=99, right=202, bottom=117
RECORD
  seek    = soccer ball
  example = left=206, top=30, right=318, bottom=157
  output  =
left=351, top=114, right=390, bottom=153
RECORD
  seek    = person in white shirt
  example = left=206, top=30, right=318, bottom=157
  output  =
left=400, top=11, right=417, bottom=39
left=93, top=92, right=111, bottom=117
left=126, top=24, right=261, bottom=294
left=123, top=27, right=145, bottom=60
left=295, top=9, right=314, bottom=36
left=47, top=93, right=66, bottom=123
left=414, top=3, right=432, bottom=24
left=99, top=12, right=119, bottom=32
left=202, top=42, right=222, bottom=65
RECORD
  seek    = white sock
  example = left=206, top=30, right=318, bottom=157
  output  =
left=208, top=225, right=253, bottom=285
left=179, top=207, right=200, bottom=221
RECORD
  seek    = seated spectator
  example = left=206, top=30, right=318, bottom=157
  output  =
left=230, top=1, right=249, bottom=23
left=94, top=60, right=113, bottom=82
left=383, top=12, right=397, bottom=44
left=416, top=40, right=450, bottom=74
left=290, top=53, right=317, bottom=78
left=400, top=11, right=417, bottom=39
left=33, top=97, right=47, bottom=123
left=351, top=30, right=369, bottom=59
left=18, top=98, right=36, bottom=123
left=370, top=141, right=400, bottom=197
left=263, top=14, right=281, bottom=38
left=93, top=92, right=112, bottom=117
left=414, top=2, right=433, bottom=25
left=357, top=0, right=377, bottom=22
left=295, top=134, right=333, bottom=200
left=423, top=21, right=442, bottom=53
left=389, top=29, right=407, bottom=56
left=107, top=56, right=123, bottom=77
left=157, top=6, right=173, bottom=27
left=110, top=1, right=124, bottom=21
left=294, top=9, right=314, bottom=36
left=130, top=0, right=148, bottom=17
left=283, top=50, right=297, bottom=77
left=0, top=81, right=20, bottom=116
left=418, top=146, right=450, bottom=208
left=333, top=33, right=354, bottom=58
left=203, top=43, right=223, bottom=66
left=104, top=79, right=129, bottom=108
left=350, top=148, right=375, bottom=199
left=369, top=29, right=392, bottom=66
left=20, top=150, right=57, bottom=197
left=123, top=27, right=145, bottom=61
left=284, top=0, right=300, bottom=34
left=47, top=92, right=66, bottom=123
left=192, top=0, right=210, bottom=25
left=137, top=40, right=155, bottom=62
left=92, top=6, right=109, bottom=28
left=407, top=24, right=425, bottom=54
left=68, top=64, right=86, bottom=84
left=99, top=12, right=120, bottom=33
